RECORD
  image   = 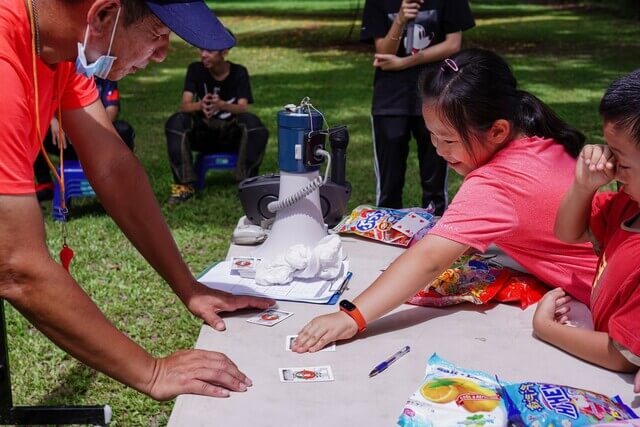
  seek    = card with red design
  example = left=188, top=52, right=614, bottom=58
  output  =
left=279, top=366, right=334, bottom=383
left=246, top=309, right=293, bottom=326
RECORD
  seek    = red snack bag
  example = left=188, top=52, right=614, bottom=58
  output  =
left=493, top=270, right=550, bottom=309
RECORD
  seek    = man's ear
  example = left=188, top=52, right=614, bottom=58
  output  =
left=487, top=119, right=512, bottom=146
left=86, top=0, right=121, bottom=38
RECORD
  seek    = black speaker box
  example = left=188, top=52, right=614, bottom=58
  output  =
left=238, top=174, right=351, bottom=227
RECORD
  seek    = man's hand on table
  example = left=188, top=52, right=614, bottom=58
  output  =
left=185, top=282, right=275, bottom=331
left=291, top=311, right=358, bottom=353
left=147, top=349, right=253, bottom=400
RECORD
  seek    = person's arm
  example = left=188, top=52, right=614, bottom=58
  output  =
left=533, top=288, right=636, bottom=372
left=62, top=100, right=273, bottom=330
left=555, top=144, right=616, bottom=243
left=179, top=91, right=203, bottom=113
left=105, top=105, right=119, bottom=122
left=373, top=0, right=422, bottom=54
left=292, top=234, right=469, bottom=352
left=0, top=195, right=253, bottom=399
left=373, top=31, right=462, bottom=72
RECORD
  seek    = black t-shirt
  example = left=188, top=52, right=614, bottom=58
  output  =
left=183, top=61, right=254, bottom=119
left=360, top=0, right=474, bottom=116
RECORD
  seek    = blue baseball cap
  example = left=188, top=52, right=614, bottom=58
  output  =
left=145, top=0, right=236, bottom=51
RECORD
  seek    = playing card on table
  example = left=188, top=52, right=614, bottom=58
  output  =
left=285, top=335, right=336, bottom=352
left=279, top=366, right=334, bottom=383
left=391, top=212, right=429, bottom=237
left=246, top=309, right=293, bottom=326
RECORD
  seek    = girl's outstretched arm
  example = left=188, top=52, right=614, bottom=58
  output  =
left=292, top=235, right=468, bottom=352
left=533, top=288, right=636, bottom=373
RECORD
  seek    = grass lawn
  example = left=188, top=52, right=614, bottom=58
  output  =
left=6, top=1, right=640, bottom=425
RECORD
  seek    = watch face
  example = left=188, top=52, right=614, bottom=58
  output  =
left=340, top=299, right=356, bottom=311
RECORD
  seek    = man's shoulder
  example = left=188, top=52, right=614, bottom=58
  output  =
left=228, top=62, right=249, bottom=75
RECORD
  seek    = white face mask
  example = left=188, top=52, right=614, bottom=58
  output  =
left=75, top=7, right=121, bottom=79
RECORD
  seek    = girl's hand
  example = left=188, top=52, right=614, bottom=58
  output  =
left=397, top=0, right=423, bottom=25
left=291, top=311, right=358, bottom=353
left=533, top=288, right=573, bottom=336
left=576, top=144, right=616, bottom=191
left=373, top=54, right=410, bottom=71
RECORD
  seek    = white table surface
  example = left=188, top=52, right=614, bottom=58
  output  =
left=169, top=235, right=638, bottom=427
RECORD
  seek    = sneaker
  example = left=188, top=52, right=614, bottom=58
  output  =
left=36, top=182, right=54, bottom=202
left=167, top=184, right=195, bottom=205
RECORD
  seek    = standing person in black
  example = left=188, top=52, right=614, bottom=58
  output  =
left=361, top=0, right=474, bottom=215
left=165, top=32, right=268, bottom=205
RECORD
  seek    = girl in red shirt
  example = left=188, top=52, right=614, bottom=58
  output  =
left=535, top=69, right=640, bottom=393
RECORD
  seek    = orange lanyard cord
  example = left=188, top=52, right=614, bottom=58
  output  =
left=27, top=0, right=65, bottom=204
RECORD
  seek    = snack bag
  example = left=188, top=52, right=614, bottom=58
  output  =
left=502, top=382, right=638, bottom=426
left=406, top=255, right=506, bottom=307
left=398, top=354, right=508, bottom=427
left=333, top=205, right=436, bottom=247
left=492, top=271, right=550, bottom=309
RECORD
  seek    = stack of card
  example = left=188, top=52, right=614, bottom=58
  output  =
left=230, top=256, right=261, bottom=279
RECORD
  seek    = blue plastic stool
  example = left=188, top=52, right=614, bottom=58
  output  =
left=194, top=153, right=238, bottom=190
left=52, top=160, right=96, bottom=221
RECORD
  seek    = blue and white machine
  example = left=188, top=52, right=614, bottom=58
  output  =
left=252, top=98, right=336, bottom=263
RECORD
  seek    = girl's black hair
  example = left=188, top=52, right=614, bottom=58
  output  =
left=599, top=69, right=640, bottom=145
left=420, top=48, right=584, bottom=158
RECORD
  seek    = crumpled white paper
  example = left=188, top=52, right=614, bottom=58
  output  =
left=254, top=234, right=344, bottom=286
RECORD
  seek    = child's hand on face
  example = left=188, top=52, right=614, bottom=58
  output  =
left=291, top=311, right=358, bottom=353
left=533, top=288, right=573, bottom=334
left=576, top=144, right=616, bottom=191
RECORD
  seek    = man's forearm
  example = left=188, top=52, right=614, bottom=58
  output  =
left=84, top=150, right=197, bottom=302
left=0, top=253, right=155, bottom=394
left=180, top=101, right=202, bottom=113
left=0, top=193, right=156, bottom=394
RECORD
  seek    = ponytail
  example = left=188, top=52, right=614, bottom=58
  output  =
left=516, top=91, right=585, bottom=158
left=421, top=48, right=584, bottom=158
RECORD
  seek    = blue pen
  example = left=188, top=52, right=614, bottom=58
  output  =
left=368, top=345, right=410, bottom=377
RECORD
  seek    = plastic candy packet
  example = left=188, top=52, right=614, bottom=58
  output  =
left=407, top=254, right=550, bottom=309
left=333, top=205, right=436, bottom=247
left=492, top=271, right=549, bottom=309
left=398, top=354, right=508, bottom=427
left=406, top=255, right=506, bottom=307
left=502, top=382, right=638, bottom=426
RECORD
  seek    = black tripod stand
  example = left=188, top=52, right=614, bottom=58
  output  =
left=0, top=299, right=110, bottom=426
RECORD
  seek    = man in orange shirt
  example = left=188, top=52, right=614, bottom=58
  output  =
left=0, top=0, right=273, bottom=400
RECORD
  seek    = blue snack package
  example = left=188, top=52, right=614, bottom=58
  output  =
left=502, top=382, right=638, bottom=426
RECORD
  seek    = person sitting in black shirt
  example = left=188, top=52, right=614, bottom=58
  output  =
left=165, top=31, right=268, bottom=205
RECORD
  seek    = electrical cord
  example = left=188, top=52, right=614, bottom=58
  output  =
left=267, top=148, right=332, bottom=213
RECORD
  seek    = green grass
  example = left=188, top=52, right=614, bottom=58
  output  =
left=6, top=1, right=640, bottom=425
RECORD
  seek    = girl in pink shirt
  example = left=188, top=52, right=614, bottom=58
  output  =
left=292, top=48, right=598, bottom=353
